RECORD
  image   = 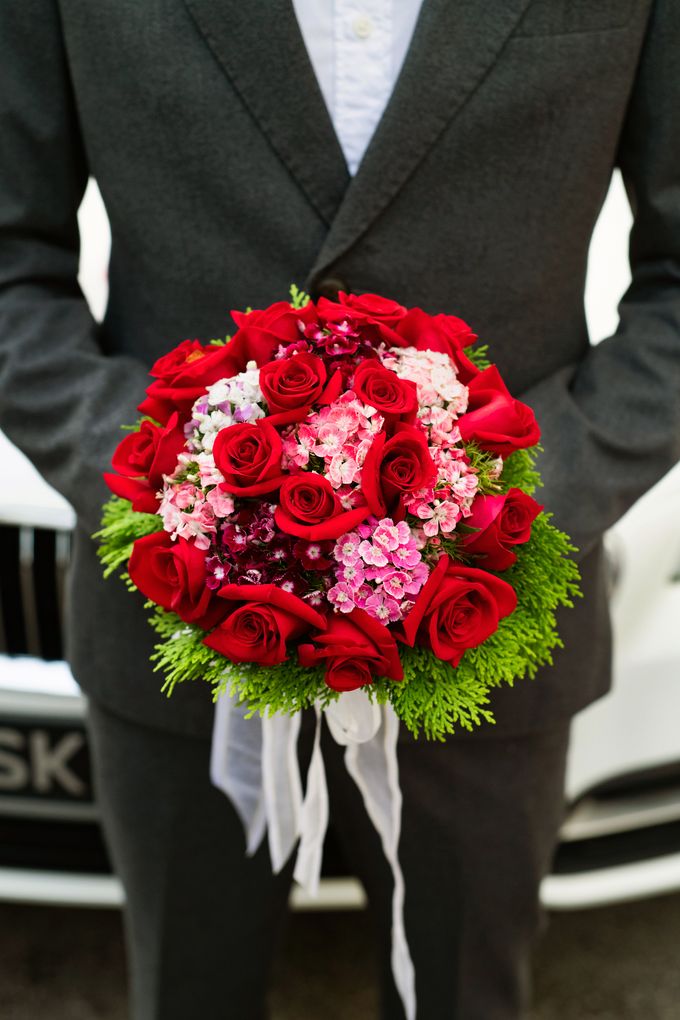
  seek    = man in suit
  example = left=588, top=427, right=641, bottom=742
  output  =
left=1, top=2, right=678, bottom=1017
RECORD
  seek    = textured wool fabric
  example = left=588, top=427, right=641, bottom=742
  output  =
left=86, top=698, right=570, bottom=1020
left=1, top=0, right=679, bottom=738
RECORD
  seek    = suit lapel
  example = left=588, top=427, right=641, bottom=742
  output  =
left=309, top=0, right=534, bottom=281
left=183, top=0, right=533, bottom=277
left=182, top=0, right=350, bottom=225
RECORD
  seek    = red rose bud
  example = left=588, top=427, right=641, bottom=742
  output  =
left=275, top=474, right=371, bottom=541
left=298, top=608, right=403, bottom=691
left=213, top=419, right=286, bottom=497
left=362, top=424, right=437, bottom=520
left=128, top=531, right=226, bottom=629
left=351, top=360, right=418, bottom=426
left=458, top=365, right=540, bottom=457
left=401, top=556, right=517, bottom=667
left=259, top=352, right=327, bottom=414
left=111, top=412, right=185, bottom=489
left=205, top=584, right=326, bottom=666
left=462, top=489, right=543, bottom=571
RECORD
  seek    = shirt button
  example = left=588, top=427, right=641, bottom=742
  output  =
left=352, top=15, right=373, bottom=39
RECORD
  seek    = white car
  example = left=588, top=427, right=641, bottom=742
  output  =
left=1, top=176, right=679, bottom=913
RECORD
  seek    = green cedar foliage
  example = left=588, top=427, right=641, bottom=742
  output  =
left=96, top=416, right=580, bottom=741
left=95, top=495, right=163, bottom=577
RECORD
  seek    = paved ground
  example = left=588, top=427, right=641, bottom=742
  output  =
left=1, top=893, right=680, bottom=1018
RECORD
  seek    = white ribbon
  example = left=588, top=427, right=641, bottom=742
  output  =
left=210, top=690, right=417, bottom=1020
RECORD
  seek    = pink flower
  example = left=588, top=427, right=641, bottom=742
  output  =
left=198, top=454, right=225, bottom=487
left=409, top=561, right=430, bottom=591
left=328, top=582, right=356, bottom=613
left=452, top=474, right=479, bottom=500
left=389, top=543, right=421, bottom=569
left=381, top=570, right=410, bottom=599
left=326, top=452, right=360, bottom=488
left=394, top=521, right=412, bottom=545
left=282, top=438, right=311, bottom=469
left=421, top=500, right=461, bottom=537
left=358, top=539, right=389, bottom=568
left=314, top=423, right=345, bottom=458
left=327, top=403, right=361, bottom=433
left=364, top=592, right=402, bottom=624
left=206, top=487, right=235, bottom=518
left=353, top=584, right=373, bottom=609
left=373, top=521, right=401, bottom=552
left=174, top=482, right=200, bottom=510
left=337, top=562, right=366, bottom=590
left=334, top=532, right=362, bottom=565
left=403, top=486, right=436, bottom=512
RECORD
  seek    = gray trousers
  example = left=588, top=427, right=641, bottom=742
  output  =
left=86, top=699, right=570, bottom=1020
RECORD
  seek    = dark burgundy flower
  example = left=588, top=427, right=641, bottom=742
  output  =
left=293, top=540, right=335, bottom=571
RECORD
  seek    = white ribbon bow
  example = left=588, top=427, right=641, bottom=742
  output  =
left=210, top=689, right=416, bottom=1020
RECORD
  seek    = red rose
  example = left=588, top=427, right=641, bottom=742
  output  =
left=394, top=307, right=480, bottom=383
left=128, top=531, right=225, bottom=629
left=316, top=294, right=409, bottom=348
left=279, top=473, right=338, bottom=522
left=231, top=300, right=317, bottom=343
left=461, top=489, right=543, bottom=571
left=362, top=425, right=437, bottom=520
left=105, top=412, right=185, bottom=512
left=401, top=556, right=517, bottom=667
left=396, top=307, right=476, bottom=349
left=226, top=300, right=318, bottom=373
left=275, top=474, right=371, bottom=540
left=139, top=341, right=244, bottom=423
left=351, top=360, right=418, bottom=426
left=213, top=419, right=286, bottom=496
left=259, top=352, right=327, bottom=414
left=205, top=583, right=326, bottom=665
left=150, top=339, right=207, bottom=381
left=298, top=608, right=403, bottom=691
left=104, top=473, right=160, bottom=513
left=458, top=365, right=541, bottom=457
left=337, top=292, right=408, bottom=326
left=111, top=413, right=185, bottom=487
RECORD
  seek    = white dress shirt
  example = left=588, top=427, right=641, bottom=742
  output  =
left=291, top=0, right=424, bottom=175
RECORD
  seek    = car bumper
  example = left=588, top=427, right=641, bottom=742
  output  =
left=2, top=655, right=680, bottom=913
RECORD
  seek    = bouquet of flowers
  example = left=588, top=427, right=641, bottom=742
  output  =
left=98, top=287, right=579, bottom=740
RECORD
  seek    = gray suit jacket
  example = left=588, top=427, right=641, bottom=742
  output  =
left=1, top=0, right=678, bottom=738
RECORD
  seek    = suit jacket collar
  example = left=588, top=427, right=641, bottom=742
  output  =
left=183, top=0, right=533, bottom=275
left=183, top=0, right=350, bottom=225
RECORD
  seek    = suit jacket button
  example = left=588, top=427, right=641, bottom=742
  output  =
left=314, top=276, right=348, bottom=301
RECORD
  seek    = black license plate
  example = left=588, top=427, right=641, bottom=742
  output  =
left=0, top=718, right=93, bottom=810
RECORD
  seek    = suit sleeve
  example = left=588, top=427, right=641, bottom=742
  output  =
left=0, top=1, right=150, bottom=534
left=520, top=0, right=680, bottom=559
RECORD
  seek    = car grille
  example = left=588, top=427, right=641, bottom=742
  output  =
left=0, top=815, right=111, bottom=874
left=0, top=524, right=71, bottom=660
